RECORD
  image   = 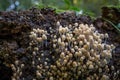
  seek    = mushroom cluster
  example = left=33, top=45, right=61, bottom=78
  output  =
left=11, top=60, right=24, bottom=80
left=26, top=22, right=117, bottom=80
left=0, top=8, right=119, bottom=80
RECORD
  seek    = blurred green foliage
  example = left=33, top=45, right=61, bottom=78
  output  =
left=0, top=0, right=120, bottom=16
left=0, top=0, right=10, bottom=10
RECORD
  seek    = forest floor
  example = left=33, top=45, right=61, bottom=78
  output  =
left=0, top=7, right=120, bottom=80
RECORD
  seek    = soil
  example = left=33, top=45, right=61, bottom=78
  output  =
left=0, top=7, right=120, bottom=80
